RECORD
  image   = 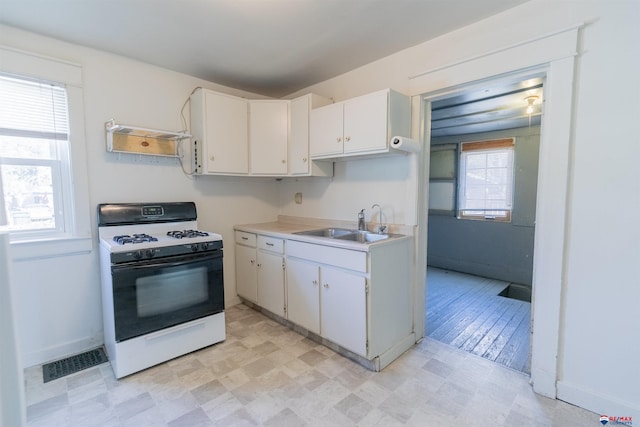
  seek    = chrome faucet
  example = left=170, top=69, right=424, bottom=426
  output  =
left=357, top=209, right=366, bottom=231
left=371, top=204, right=387, bottom=234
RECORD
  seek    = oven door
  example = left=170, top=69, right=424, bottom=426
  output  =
left=111, top=250, right=224, bottom=342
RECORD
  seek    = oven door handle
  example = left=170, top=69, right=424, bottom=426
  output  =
left=112, top=253, right=219, bottom=272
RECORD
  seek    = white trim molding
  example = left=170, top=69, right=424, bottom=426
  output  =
left=415, top=23, right=584, bottom=400
left=408, top=23, right=585, bottom=96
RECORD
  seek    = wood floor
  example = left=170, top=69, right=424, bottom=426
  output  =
left=425, top=267, right=531, bottom=374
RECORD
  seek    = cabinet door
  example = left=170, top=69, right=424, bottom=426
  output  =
left=343, top=90, right=388, bottom=154
left=204, top=91, right=248, bottom=174
left=249, top=101, right=288, bottom=175
left=289, top=96, right=311, bottom=175
left=310, top=102, right=343, bottom=158
left=257, top=250, right=285, bottom=317
left=320, top=267, right=367, bottom=356
left=235, top=244, right=257, bottom=302
left=286, top=257, right=320, bottom=334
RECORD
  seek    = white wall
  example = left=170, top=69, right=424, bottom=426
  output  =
left=1, top=24, right=281, bottom=367
left=283, top=0, right=639, bottom=419
left=278, top=155, right=416, bottom=227
left=0, top=232, right=25, bottom=426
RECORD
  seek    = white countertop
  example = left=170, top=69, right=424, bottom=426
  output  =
left=234, top=219, right=412, bottom=252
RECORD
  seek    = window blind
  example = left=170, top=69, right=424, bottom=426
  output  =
left=0, top=74, right=69, bottom=141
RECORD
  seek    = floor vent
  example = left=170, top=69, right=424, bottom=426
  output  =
left=42, top=347, right=108, bottom=383
left=498, top=283, right=532, bottom=303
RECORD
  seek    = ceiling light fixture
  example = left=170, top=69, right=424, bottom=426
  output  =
left=525, top=96, right=539, bottom=115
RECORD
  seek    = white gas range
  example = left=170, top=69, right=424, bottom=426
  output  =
left=97, top=202, right=225, bottom=379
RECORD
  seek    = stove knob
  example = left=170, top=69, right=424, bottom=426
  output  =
left=145, top=249, right=154, bottom=259
left=191, top=244, right=199, bottom=252
left=200, top=242, right=209, bottom=251
left=133, top=250, right=143, bottom=260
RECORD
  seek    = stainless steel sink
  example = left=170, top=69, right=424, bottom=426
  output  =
left=294, top=227, right=399, bottom=244
left=293, top=228, right=355, bottom=238
left=334, top=231, right=390, bottom=243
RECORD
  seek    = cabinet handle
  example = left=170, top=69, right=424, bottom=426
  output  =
left=323, top=283, right=329, bottom=288
left=210, top=156, right=215, bottom=161
left=345, top=136, right=351, bottom=142
left=312, top=280, right=318, bottom=285
left=250, top=259, right=255, bottom=264
left=257, top=263, right=262, bottom=268
left=282, top=159, right=286, bottom=164
left=241, top=236, right=248, bottom=240
left=266, top=242, right=274, bottom=246
left=302, top=157, right=307, bottom=162
left=336, top=137, right=342, bottom=143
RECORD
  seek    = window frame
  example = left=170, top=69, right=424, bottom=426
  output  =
left=0, top=47, right=91, bottom=259
left=0, top=74, right=71, bottom=237
left=457, top=138, right=515, bottom=222
left=428, top=143, right=458, bottom=216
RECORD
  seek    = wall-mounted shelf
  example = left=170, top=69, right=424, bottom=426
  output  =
left=105, top=119, right=191, bottom=158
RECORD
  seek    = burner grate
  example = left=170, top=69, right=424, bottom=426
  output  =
left=167, top=230, right=210, bottom=239
left=113, top=234, right=158, bottom=245
left=42, top=347, right=108, bottom=382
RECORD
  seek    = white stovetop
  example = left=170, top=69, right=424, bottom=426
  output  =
left=99, top=221, right=222, bottom=253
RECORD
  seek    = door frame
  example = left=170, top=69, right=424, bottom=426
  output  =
left=412, top=26, right=581, bottom=398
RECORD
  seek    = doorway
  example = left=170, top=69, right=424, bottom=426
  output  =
left=423, top=75, right=543, bottom=374
left=411, top=28, right=579, bottom=398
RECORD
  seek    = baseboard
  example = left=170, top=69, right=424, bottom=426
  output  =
left=22, top=335, right=103, bottom=368
left=530, top=365, right=557, bottom=398
left=427, top=257, right=531, bottom=285
left=557, top=380, right=639, bottom=419
left=377, top=333, right=416, bottom=370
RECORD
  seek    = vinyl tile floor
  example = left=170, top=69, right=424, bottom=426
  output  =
left=24, top=304, right=597, bottom=426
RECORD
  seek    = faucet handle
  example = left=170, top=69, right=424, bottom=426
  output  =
left=377, top=225, right=387, bottom=234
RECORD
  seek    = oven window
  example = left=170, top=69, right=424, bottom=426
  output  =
left=136, top=267, right=208, bottom=317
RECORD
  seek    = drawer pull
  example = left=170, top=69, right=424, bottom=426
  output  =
left=266, top=242, right=274, bottom=246
left=241, top=236, right=248, bottom=240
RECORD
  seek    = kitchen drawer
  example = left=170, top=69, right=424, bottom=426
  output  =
left=235, top=231, right=256, bottom=247
left=257, top=235, right=284, bottom=254
left=287, top=240, right=367, bottom=273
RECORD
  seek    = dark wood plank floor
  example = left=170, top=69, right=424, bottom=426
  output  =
left=426, top=267, right=531, bottom=374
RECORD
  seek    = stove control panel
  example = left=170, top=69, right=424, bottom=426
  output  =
left=110, top=240, right=223, bottom=264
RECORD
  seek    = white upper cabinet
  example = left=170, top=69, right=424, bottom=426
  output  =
left=192, top=88, right=407, bottom=176
left=289, top=94, right=333, bottom=176
left=343, top=90, right=389, bottom=154
left=310, top=89, right=411, bottom=160
left=190, top=88, right=248, bottom=175
left=249, top=100, right=288, bottom=175
left=310, top=102, right=344, bottom=158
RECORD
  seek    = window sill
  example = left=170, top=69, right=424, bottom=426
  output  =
left=9, top=235, right=93, bottom=261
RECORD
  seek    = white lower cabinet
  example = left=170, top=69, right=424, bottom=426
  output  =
left=285, top=258, right=320, bottom=334
left=235, top=226, right=414, bottom=370
left=235, top=234, right=257, bottom=302
left=235, top=232, right=285, bottom=316
left=319, top=266, right=367, bottom=356
left=256, top=239, right=285, bottom=317
left=286, top=256, right=366, bottom=356
left=285, top=240, right=369, bottom=356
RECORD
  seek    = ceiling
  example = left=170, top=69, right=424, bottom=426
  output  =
left=0, top=0, right=528, bottom=98
left=430, top=76, right=544, bottom=137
